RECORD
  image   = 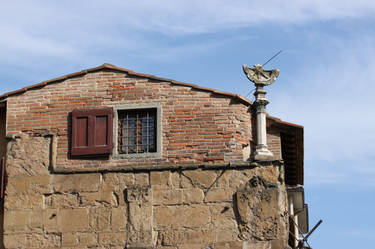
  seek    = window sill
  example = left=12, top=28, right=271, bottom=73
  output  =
left=112, top=151, right=162, bottom=159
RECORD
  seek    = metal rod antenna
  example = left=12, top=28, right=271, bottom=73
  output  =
left=245, top=88, right=256, bottom=98
left=289, top=216, right=311, bottom=248
left=262, top=50, right=282, bottom=67
left=305, top=219, right=323, bottom=240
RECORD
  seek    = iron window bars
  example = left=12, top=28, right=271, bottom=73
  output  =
left=118, top=108, right=156, bottom=154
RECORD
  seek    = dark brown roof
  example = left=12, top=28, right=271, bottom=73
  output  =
left=267, top=115, right=304, bottom=186
left=0, top=63, right=251, bottom=105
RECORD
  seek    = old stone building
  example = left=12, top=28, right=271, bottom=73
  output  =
left=0, top=64, right=306, bottom=249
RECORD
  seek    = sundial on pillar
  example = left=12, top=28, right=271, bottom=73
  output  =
left=242, top=64, right=279, bottom=86
left=242, top=63, right=279, bottom=161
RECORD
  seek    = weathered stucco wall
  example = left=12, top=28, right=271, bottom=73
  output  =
left=3, top=134, right=289, bottom=249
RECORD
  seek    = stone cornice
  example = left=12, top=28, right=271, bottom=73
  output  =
left=52, top=160, right=284, bottom=174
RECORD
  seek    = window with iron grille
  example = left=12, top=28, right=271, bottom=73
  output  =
left=117, top=108, right=157, bottom=154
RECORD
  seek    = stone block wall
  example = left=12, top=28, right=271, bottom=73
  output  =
left=2, top=134, right=289, bottom=249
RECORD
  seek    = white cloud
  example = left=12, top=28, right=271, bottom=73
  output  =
left=85, top=0, right=375, bottom=34
left=0, top=0, right=374, bottom=188
left=266, top=30, right=375, bottom=186
left=275, top=41, right=375, bottom=161
left=0, top=26, right=77, bottom=58
left=0, top=0, right=374, bottom=71
left=1, top=0, right=375, bottom=53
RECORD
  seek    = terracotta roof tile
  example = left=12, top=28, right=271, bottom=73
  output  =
left=267, top=115, right=304, bottom=129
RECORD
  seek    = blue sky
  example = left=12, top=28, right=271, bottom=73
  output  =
left=1, top=1, right=375, bottom=248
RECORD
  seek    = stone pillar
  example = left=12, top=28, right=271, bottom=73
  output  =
left=253, top=86, right=273, bottom=160
left=242, top=64, right=279, bottom=161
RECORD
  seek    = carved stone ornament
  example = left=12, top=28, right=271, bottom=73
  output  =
left=242, top=64, right=279, bottom=86
left=253, top=100, right=269, bottom=112
left=242, top=63, right=279, bottom=160
left=235, top=176, right=280, bottom=241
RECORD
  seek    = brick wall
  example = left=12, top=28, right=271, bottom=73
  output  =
left=4, top=70, right=260, bottom=170
left=267, top=130, right=282, bottom=159
left=0, top=107, right=6, bottom=158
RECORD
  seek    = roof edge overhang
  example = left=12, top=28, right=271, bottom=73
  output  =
left=0, top=63, right=251, bottom=106
left=267, top=115, right=304, bottom=185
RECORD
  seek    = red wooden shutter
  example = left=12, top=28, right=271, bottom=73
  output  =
left=71, top=108, right=113, bottom=156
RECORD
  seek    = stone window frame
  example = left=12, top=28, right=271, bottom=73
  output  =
left=112, top=103, right=162, bottom=159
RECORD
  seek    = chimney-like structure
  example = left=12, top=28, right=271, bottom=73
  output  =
left=243, top=64, right=279, bottom=161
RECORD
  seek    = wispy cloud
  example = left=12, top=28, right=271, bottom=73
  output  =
left=75, top=0, right=375, bottom=34
left=272, top=33, right=375, bottom=160
left=1, top=0, right=375, bottom=60
left=0, top=26, right=78, bottom=59
left=267, top=30, right=375, bottom=186
left=0, top=0, right=374, bottom=188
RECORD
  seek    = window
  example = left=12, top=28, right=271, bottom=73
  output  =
left=70, top=105, right=161, bottom=158
left=117, top=108, right=156, bottom=154
left=71, top=108, right=113, bottom=156
left=114, top=105, right=162, bottom=158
